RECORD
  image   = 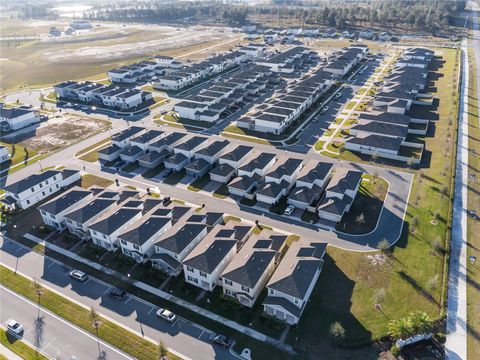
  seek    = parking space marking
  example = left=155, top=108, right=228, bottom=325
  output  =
left=123, top=297, right=131, bottom=305
left=146, top=306, right=155, bottom=316
left=47, top=261, right=56, bottom=268
left=102, top=286, right=112, bottom=295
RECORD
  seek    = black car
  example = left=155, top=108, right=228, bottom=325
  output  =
left=108, top=288, right=127, bottom=300
left=209, top=334, right=234, bottom=348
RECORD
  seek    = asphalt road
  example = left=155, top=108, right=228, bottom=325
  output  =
left=0, top=285, right=132, bottom=360
left=0, top=237, right=237, bottom=360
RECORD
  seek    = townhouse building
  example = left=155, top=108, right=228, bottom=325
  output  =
left=2, top=169, right=80, bottom=210
left=263, top=241, right=326, bottom=325
left=0, top=106, right=41, bottom=132
left=221, top=231, right=288, bottom=307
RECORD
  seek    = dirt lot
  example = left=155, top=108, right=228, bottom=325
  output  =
left=0, top=19, right=240, bottom=93
left=5, top=113, right=110, bottom=154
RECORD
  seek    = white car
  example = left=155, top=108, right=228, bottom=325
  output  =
left=320, top=106, right=329, bottom=115
left=284, top=205, right=295, bottom=216
left=156, top=308, right=177, bottom=323
left=334, top=92, right=342, bottom=99
left=69, top=269, right=88, bottom=282
left=6, top=319, right=24, bottom=335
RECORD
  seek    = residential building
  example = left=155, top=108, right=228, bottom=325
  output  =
left=38, top=187, right=94, bottom=231
left=183, top=224, right=252, bottom=291
left=1, top=169, right=80, bottom=210
left=0, top=146, right=10, bottom=163
left=0, top=106, right=40, bottom=132
left=221, top=231, right=288, bottom=307
left=263, top=241, right=326, bottom=325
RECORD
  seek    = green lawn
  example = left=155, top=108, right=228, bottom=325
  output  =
left=0, top=141, right=37, bottom=172
left=0, top=266, right=182, bottom=360
left=466, top=48, right=480, bottom=360
left=75, top=137, right=111, bottom=162
left=336, top=175, right=389, bottom=234
left=80, top=174, right=114, bottom=189
left=1, top=328, right=49, bottom=360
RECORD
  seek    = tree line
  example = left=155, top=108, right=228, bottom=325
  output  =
left=11, top=0, right=466, bottom=35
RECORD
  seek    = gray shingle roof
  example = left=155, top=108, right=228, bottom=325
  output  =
left=118, top=216, right=172, bottom=246
left=38, top=188, right=91, bottom=215
left=89, top=208, right=142, bottom=235
left=4, top=170, right=61, bottom=194
left=155, top=223, right=207, bottom=254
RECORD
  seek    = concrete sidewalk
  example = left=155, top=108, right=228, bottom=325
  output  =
left=22, top=233, right=294, bottom=355
left=445, top=38, right=468, bottom=360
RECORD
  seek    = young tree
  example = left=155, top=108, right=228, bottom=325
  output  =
left=355, top=212, right=366, bottom=225
left=388, top=317, right=413, bottom=341
left=32, top=278, right=43, bottom=317
left=377, top=238, right=390, bottom=254
left=426, top=274, right=439, bottom=295
left=409, top=311, right=433, bottom=334
left=158, top=341, right=168, bottom=360
left=329, top=322, right=346, bottom=344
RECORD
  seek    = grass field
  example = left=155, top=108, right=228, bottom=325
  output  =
left=466, top=48, right=480, bottom=360
left=1, top=328, right=49, bottom=360
left=288, top=47, right=460, bottom=357
left=0, top=19, right=240, bottom=94
left=80, top=174, right=114, bottom=189
left=0, top=141, right=39, bottom=174
left=0, top=265, right=182, bottom=360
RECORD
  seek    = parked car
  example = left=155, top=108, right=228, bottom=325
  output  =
left=284, top=205, right=295, bottom=216
left=156, top=308, right=177, bottom=323
left=160, top=109, right=168, bottom=114
left=334, top=92, right=342, bottom=99
left=69, top=269, right=88, bottom=282
left=6, top=319, right=24, bottom=335
left=108, top=288, right=126, bottom=300
left=209, top=333, right=234, bottom=348
left=320, top=106, right=329, bottom=115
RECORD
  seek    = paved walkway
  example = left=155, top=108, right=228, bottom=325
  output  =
left=445, top=38, right=469, bottom=360
left=22, top=233, right=294, bottom=354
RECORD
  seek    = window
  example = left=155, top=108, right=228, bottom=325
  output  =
left=31, top=188, right=35, bottom=193
left=56, top=184, right=59, bottom=189
left=187, top=276, right=198, bottom=284
left=121, top=240, right=127, bottom=245
left=45, top=180, right=49, bottom=185
left=224, top=279, right=233, bottom=286
left=42, top=191, right=45, bottom=196
left=39, top=184, right=43, bottom=188
left=199, top=271, right=207, bottom=278
left=26, top=200, right=30, bottom=205
left=103, top=234, right=107, bottom=239
left=294, top=298, right=299, bottom=305
left=269, top=288, right=274, bottom=295
left=186, top=266, right=194, bottom=272
left=241, top=285, right=250, bottom=293
left=49, top=188, right=53, bottom=192
left=133, top=244, right=140, bottom=250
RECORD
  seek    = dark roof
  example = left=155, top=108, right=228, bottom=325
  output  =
left=347, top=134, right=404, bottom=152
left=175, top=136, right=207, bottom=152
left=64, top=198, right=116, bottom=224
left=118, top=217, right=172, bottom=246
left=98, top=144, right=121, bottom=155
left=150, top=132, right=186, bottom=149
left=0, top=106, right=36, bottom=119
left=38, top=188, right=91, bottom=215
left=4, top=170, right=62, bottom=194
left=184, top=239, right=237, bottom=274
left=222, top=250, right=276, bottom=288
left=239, top=152, right=276, bottom=173
left=267, top=241, right=325, bottom=299
left=89, top=208, right=142, bottom=235
left=112, top=126, right=143, bottom=142
left=196, top=140, right=230, bottom=158
left=210, top=163, right=235, bottom=177
left=266, top=158, right=303, bottom=179
left=219, top=145, right=253, bottom=162
left=297, top=161, right=333, bottom=184
left=155, top=223, right=207, bottom=254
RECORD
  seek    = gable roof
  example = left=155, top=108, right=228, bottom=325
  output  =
left=38, top=187, right=92, bottom=215
left=118, top=216, right=172, bottom=246
left=4, top=170, right=62, bottom=194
